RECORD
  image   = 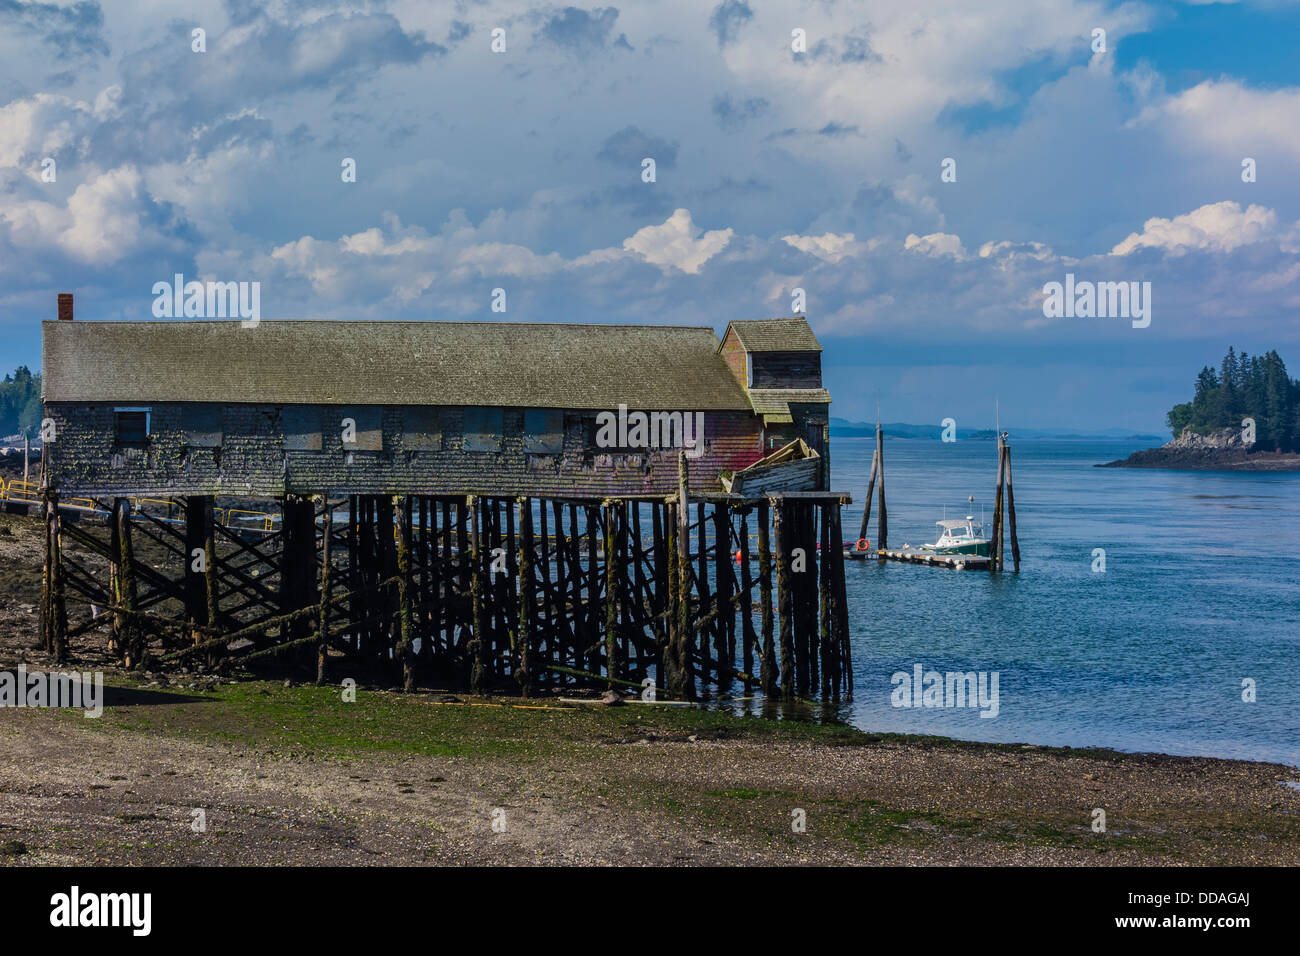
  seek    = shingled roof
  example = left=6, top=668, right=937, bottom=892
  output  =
left=722, top=317, right=822, bottom=353
left=746, top=388, right=832, bottom=423
left=42, top=320, right=754, bottom=411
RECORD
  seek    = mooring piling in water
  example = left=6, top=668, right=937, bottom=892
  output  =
left=875, top=422, right=888, bottom=553
left=1005, top=442, right=1020, bottom=573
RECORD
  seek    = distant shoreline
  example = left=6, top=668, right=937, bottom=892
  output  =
left=1099, top=447, right=1300, bottom=472
left=829, top=430, right=1161, bottom=442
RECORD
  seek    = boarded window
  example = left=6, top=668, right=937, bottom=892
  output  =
left=183, top=405, right=222, bottom=447
left=463, top=407, right=503, bottom=452
left=437, top=407, right=461, bottom=451
left=404, top=407, right=440, bottom=451
left=523, top=409, right=563, bottom=454
left=345, top=407, right=383, bottom=451
left=283, top=407, right=322, bottom=451
left=114, top=408, right=149, bottom=447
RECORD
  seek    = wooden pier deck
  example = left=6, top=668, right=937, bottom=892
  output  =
left=844, top=546, right=990, bottom=570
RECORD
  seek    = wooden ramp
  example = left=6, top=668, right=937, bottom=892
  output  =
left=845, top=546, right=990, bottom=570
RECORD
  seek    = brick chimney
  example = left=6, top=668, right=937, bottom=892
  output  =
left=57, top=293, right=73, bottom=321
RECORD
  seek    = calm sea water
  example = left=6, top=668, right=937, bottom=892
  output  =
left=830, top=438, right=1300, bottom=766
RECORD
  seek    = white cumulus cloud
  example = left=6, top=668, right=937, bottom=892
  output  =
left=782, top=231, right=860, bottom=263
left=904, top=232, right=965, bottom=258
left=1110, top=201, right=1278, bottom=256
left=621, top=208, right=734, bottom=274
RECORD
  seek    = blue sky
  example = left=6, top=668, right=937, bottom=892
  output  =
left=1, top=0, right=1298, bottom=433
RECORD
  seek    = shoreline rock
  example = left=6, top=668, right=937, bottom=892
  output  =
left=1099, top=426, right=1300, bottom=471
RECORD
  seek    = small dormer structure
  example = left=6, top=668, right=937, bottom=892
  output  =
left=718, top=317, right=831, bottom=484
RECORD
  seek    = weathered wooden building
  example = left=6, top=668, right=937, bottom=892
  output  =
left=38, top=297, right=851, bottom=703
left=42, top=313, right=830, bottom=498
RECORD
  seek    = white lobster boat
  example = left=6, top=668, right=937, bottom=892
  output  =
left=922, top=516, right=991, bottom=557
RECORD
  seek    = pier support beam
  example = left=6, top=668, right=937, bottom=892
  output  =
left=316, top=501, right=333, bottom=685
left=279, top=495, right=317, bottom=648
left=516, top=498, right=534, bottom=696
left=394, top=495, right=415, bottom=692
left=773, top=499, right=795, bottom=702
left=183, top=496, right=214, bottom=650
left=42, top=484, right=855, bottom=705
left=757, top=498, right=776, bottom=696
left=115, top=498, right=142, bottom=668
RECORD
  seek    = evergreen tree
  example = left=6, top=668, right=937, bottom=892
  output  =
left=0, top=366, right=41, bottom=437
left=1168, top=347, right=1299, bottom=452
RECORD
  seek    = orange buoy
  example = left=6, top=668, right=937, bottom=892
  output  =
left=856, top=538, right=870, bottom=552
left=734, top=549, right=743, bottom=563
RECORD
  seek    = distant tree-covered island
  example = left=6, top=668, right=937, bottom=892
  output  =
left=1164, top=347, right=1299, bottom=451
left=1102, top=347, right=1300, bottom=470
left=0, top=366, right=41, bottom=439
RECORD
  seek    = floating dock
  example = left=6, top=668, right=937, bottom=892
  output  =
left=845, top=546, right=991, bottom=570
left=852, top=419, right=1019, bottom=574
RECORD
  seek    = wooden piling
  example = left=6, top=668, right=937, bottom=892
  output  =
left=803, top=504, right=819, bottom=695
left=516, top=498, right=534, bottom=695
left=184, top=496, right=211, bottom=648
left=40, top=493, right=52, bottom=655
left=602, top=501, right=621, bottom=689
left=858, top=446, right=878, bottom=546
left=664, top=499, right=678, bottom=685
left=1005, top=444, right=1020, bottom=573
left=468, top=496, right=486, bottom=693
left=826, top=501, right=852, bottom=701
left=41, top=491, right=68, bottom=663
left=107, top=499, right=122, bottom=658
left=316, top=501, right=332, bottom=684
left=738, top=507, right=756, bottom=685
left=773, top=499, right=794, bottom=702
left=991, top=440, right=1006, bottom=573
left=696, top=502, right=711, bottom=676
left=440, top=499, right=452, bottom=659
left=203, top=497, right=219, bottom=663
left=713, top=501, right=733, bottom=690
left=395, top=495, right=416, bottom=691
left=53, top=497, right=68, bottom=663
left=667, top=452, right=695, bottom=700
left=584, top=503, right=601, bottom=679
left=875, top=423, right=888, bottom=552
left=757, top=498, right=776, bottom=696
left=115, top=498, right=142, bottom=668
left=818, top=502, right=832, bottom=699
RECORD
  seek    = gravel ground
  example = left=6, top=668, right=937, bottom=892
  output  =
left=2, top=677, right=1298, bottom=866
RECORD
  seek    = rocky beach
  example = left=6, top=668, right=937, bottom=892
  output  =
left=2, top=508, right=1298, bottom=866
left=1100, top=426, right=1300, bottom=471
